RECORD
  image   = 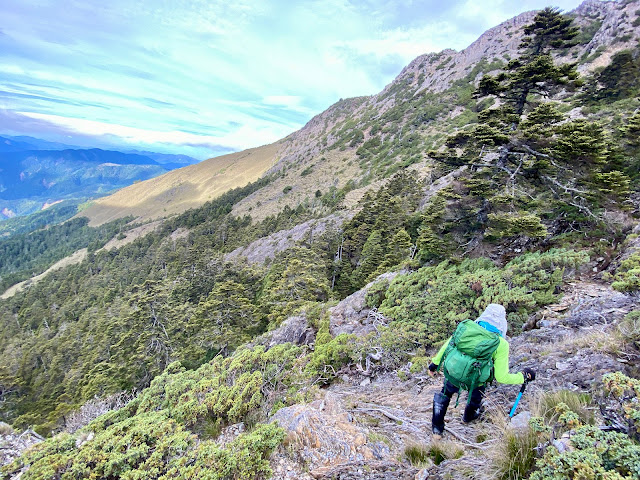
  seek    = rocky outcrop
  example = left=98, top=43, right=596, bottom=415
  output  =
left=329, top=272, right=399, bottom=337
left=561, top=291, right=637, bottom=327
left=506, top=281, right=638, bottom=395
left=272, top=392, right=393, bottom=478
left=576, top=0, right=640, bottom=72
left=254, top=314, right=316, bottom=350
left=0, top=425, right=42, bottom=468
left=226, top=213, right=350, bottom=265
left=395, top=11, right=536, bottom=96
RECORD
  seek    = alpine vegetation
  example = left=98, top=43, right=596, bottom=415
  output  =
left=1, top=3, right=640, bottom=480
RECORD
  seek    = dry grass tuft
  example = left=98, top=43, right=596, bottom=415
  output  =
left=532, top=389, right=595, bottom=426
left=427, top=439, right=464, bottom=465
left=0, top=422, right=14, bottom=435
left=481, top=401, right=538, bottom=480
left=404, top=442, right=431, bottom=467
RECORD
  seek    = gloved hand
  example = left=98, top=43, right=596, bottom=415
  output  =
left=523, top=367, right=536, bottom=382
left=428, top=362, right=438, bottom=372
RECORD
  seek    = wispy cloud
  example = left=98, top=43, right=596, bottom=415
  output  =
left=0, top=0, right=584, bottom=158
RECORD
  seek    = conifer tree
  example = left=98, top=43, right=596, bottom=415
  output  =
left=192, top=280, right=258, bottom=357
left=477, top=7, right=579, bottom=119
left=384, top=228, right=413, bottom=268
left=416, top=194, right=450, bottom=262
left=261, top=247, right=330, bottom=327
left=352, top=230, right=385, bottom=286
left=428, top=7, right=629, bottom=243
left=619, top=112, right=640, bottom=182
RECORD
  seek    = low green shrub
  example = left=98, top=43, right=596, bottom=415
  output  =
left=612, top=253, right=640, bottom=292
left=89, top=343, right=302, bottom=432
left=1, top=343, right=300, bottom=479
left=603, top=371, right=640, bottom=438
left=1, top=418, right=284, bottom=480
left=530, top=426, right=640, bottom=480
left=526, top=372, right=640, bottom=480
left=377, top=249, right=587, bottom=350
left=486, top=212, right=548, bottom=240
left=304, top=317, right=357, bottom=383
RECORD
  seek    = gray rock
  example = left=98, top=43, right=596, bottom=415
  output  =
left=272, top=392, right=379, bottom=472
left=415, top=468, right=430, bottom=480
left=510, top=411, right=531, bottom=429
left=562, top=292, right=638, bottom=327
left=309, top=461, right=419, bottom=480
left=1, top=428, right=43, bottom=469
left=226, top=214, right=349, bottom=265
left=251, top=315, right=315, bottom=350
left=329, top=272, right=399, bottom=337
left=552, top=439, right=569, bottom=453
left=267, top=315, right=315, bottom=349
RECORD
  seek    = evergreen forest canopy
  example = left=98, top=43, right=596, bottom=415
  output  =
left=1, top=6, right=640, bottom=480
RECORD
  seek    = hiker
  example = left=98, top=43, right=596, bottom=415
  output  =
left=427, top=304, right=535, bottom=437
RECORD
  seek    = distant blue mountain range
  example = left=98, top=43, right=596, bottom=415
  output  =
left=0, top=135, right=199, bottom=219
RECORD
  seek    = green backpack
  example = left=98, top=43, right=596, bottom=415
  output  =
left=437, top=319, right=501, bottom=400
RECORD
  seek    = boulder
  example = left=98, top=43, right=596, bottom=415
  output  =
left=271, top=392, right=391, bottom=473
left=267, top=315, right=315, bottom=349
left=510, top=411, right=531, bottom=429
left=0, top=427, right=43, bottom=469
left=329, top=272, right=399, bottom=337
left=252, top=315, right=315, bottom=350
left=562, top=292, right=637, bottom=327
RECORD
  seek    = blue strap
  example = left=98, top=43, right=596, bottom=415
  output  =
left=477, top=321, right=502, bottom=337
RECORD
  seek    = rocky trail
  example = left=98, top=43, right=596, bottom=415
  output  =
left=268, top=279, right=639, bottom=480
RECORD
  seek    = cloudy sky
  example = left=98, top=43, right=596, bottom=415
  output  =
left=0, top=0, right=584, bottom=159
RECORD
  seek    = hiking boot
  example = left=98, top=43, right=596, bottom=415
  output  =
left=432, top=392, right=450, bottom=436
left=462, top=404, right=484, bottom=423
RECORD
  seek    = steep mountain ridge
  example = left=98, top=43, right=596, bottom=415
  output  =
left=74, top=0, right=640, bottom=228
left=575, top=0, right=640, bottom=69
left=229, top=0, right=640, bottom=224
left=1, top=2, right=639, bottom=479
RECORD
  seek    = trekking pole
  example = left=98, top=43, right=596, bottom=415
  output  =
left=509, top=380, right=528, bottom=418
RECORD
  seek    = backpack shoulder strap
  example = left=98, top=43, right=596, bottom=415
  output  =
left=435, top=320, right=470, bottom=373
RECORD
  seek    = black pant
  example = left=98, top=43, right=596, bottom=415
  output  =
left=442, top=379, right=485, bottom=410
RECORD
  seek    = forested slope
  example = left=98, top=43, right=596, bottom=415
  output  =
left=1, top=3, right=640, bottom=480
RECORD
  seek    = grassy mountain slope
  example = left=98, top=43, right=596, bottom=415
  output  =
left=231, top=0, right=640, bottom=223
left=75, top=1, right=640, bottom=228
left=78, top=142, right=282, bottom=226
